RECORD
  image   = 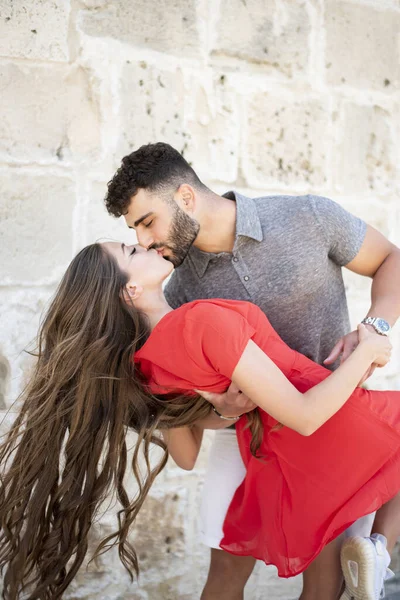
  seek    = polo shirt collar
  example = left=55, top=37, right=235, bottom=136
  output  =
left=226, top=191, right=263, bottom=243
left=187, top=191, right=263, bottom=279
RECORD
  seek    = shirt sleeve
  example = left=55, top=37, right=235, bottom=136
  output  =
left=307, top=195, right=367, bottom=266
left=164, top=272, right=188, bottom=309
left=182, top=303, right=256, bottom=379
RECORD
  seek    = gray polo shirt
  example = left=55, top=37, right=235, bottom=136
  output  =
left=164, top=192, right=367, bottom=368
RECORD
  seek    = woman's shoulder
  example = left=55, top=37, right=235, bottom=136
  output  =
left=181, top=299, right=261, bottom=343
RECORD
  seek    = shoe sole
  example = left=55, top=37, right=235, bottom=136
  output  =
left=340, top=537, right=377, bottom=600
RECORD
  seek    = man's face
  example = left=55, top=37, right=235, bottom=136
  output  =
left=124, top=188, right=200, bottom=267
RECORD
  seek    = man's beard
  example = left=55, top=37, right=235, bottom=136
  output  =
left=155, top=205, right=200, bottom=267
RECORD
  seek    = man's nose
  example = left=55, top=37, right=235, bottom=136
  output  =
left=136, top=229, right=154, bottom=250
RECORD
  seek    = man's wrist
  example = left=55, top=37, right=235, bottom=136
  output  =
left=361, top=316, right=391, bottom=336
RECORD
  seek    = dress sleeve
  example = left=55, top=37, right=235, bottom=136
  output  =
left=307, top=195, right=367, bottom=266
left=182, top=303, right=256, bottom=379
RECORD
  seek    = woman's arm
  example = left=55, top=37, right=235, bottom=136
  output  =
left=231, top=325, right=392, bottom=436
left=162, top=425, right=204, bottom=470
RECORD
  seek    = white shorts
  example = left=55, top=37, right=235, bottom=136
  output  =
left=199, top=428, right=375, bottom=549
left=200, top=428, right=246, bottom=548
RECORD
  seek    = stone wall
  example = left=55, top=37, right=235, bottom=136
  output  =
left=0, top=1, right=399, bottom=598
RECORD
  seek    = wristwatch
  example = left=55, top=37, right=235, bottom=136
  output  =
left=361, top=317, right=391, bottom=336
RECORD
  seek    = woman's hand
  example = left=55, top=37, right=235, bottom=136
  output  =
left=324, top=324, right=393, bottom=384
left=357, top=323, right=392, bottom=367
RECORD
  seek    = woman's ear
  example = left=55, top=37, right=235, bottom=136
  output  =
left=122, top=283, right=143, bottom=303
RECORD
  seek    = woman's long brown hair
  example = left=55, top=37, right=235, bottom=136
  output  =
left=0, top=243, right=263, bottom=599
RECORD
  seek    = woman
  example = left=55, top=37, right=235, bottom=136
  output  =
left=0, top=242, right=398, bottom=600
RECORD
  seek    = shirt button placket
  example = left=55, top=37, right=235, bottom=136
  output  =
left=232, top=252, right=251, bottom=293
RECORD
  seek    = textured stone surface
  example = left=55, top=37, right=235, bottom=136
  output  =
left=0, top=64, right=100, bottom=163
left=183, top=73, right=240, bottom=183
left=325, top=1, right=400, bottom=91
left=0, top=0, right=70, bottom=61
left=0, top=172, right=75, bottom=284
left=213, top=0, right=311, bottom=77
left=79, top=0, right=201, bottom=57
left=0, top=288, right=53, bottom=408
left=0, top=357, right=9, bottom=410
left=334, top=102, right=398, bottom=194
left=85, top=181, right=136, bottom=246
left=117, top=62, right=187, bottom=160
left=243, top=93, right=330, bottom=187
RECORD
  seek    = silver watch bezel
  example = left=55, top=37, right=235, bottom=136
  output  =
left=361, top=317, right=391, bottom=336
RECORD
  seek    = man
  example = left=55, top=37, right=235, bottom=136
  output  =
left=105, top=142, right=400, bottom=600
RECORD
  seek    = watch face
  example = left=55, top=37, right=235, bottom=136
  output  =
left=376, top=319, right=390, bottom=333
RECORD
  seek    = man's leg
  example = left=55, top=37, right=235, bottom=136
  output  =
left=201, top=550, right=256, bottom=600
left=300, top=535, right=344, bottom=600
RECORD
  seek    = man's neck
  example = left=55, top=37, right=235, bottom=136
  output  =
left=194, top=193, right=237, bottom=254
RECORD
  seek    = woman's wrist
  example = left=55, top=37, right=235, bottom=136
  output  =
left=356, top=339, right=377, bottom=364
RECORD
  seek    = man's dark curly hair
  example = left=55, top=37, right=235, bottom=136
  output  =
left=105, top=142, right=206, bottom=217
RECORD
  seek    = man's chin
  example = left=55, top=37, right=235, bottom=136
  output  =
left=165, top=254, right=184, bottom=268
left=164, top=244, right=193, bottom=268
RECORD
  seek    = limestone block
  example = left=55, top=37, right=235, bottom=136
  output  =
left=63, top=522, right=134, bottom=599
left=0, top=288, right=54, bottom=408
left=334, top=103, right=398, bottom=195
left=212, top=0, right=311, bottom=77
left=0, top=356, right=9, bottom=410
left=79, top=0, right=200, bottom=57
left=0, top=0, right=70, bottom=61
left=325, top=2, right=400, bottom=91
left=118, top=65, right=239, bottom=183
left=0, top=172, right=75, bottom=284
left=117, top=61, right=187, bottom=159
left=85, top=181, right=137, bottom=246
left=243, top=94, right=329, bottom=187
left=64, top=486, right=188, bottom=599
left=183, top=74, right=239, bottom=183
left=0, top=64, right=101, bottom=163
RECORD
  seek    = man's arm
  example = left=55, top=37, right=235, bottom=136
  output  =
left=325, top=224, right=400, bottom=371
left=346, top=225, right=400, bottom=325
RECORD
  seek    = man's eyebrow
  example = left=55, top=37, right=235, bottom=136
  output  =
left=132, top=212, right=154, bottom=228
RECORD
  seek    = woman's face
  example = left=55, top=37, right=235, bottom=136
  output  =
left=103, top=242, right=174, bottom=289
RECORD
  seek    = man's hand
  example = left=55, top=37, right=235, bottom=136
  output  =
left=323, top=325, right=390, bottom=384
left=194, top=382, right=256, bottom=418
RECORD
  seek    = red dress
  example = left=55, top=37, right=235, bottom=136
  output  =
left=134, top=299, right=400, bottom=577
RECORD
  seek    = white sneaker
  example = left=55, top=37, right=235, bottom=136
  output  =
left=339, top=534, right=393, bottom=599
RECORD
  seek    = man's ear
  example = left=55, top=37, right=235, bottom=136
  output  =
left=177, top=184, right=195, bottom=211
left=122, top=283, right=143, bottom=303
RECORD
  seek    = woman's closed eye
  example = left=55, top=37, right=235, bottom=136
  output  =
left=130, top=247, right=136, bottom=256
